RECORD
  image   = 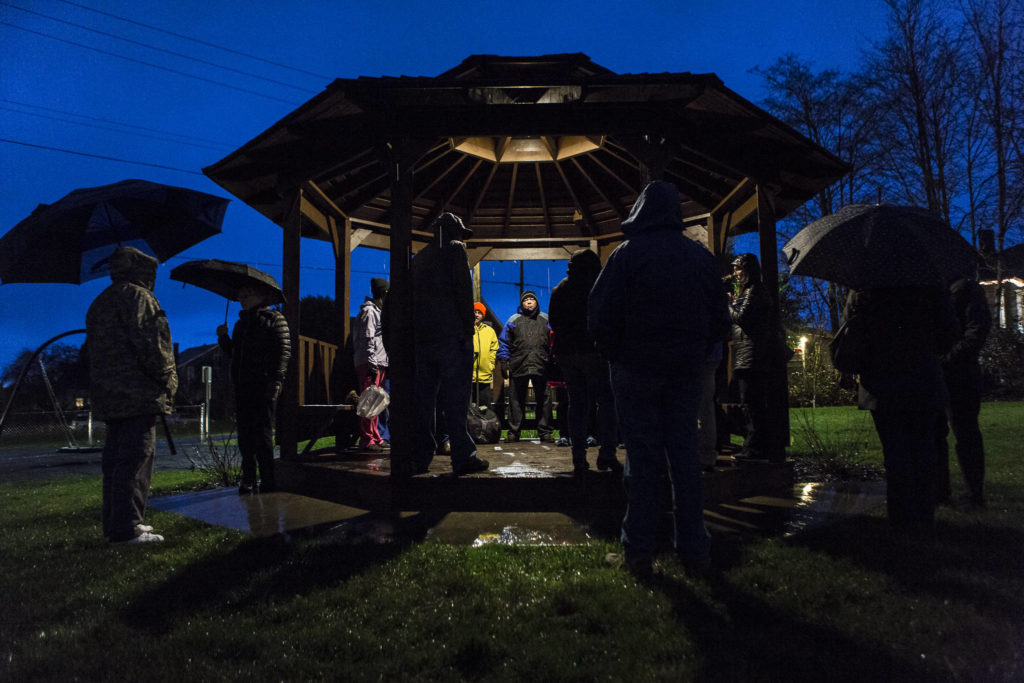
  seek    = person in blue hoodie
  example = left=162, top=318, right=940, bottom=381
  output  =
left=497, top=291, right=555, bottom=442
left=589, top=180, right=730, bottom=577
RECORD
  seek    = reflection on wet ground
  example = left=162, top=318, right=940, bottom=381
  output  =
left=148, top=480, right=887, bottom=545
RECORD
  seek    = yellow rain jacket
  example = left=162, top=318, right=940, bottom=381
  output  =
left=473, top=322, right=499, bottom=383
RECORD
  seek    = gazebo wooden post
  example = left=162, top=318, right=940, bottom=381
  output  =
left=380, top=139, right=420, bottom=478
left=756, top=184, right=790, bottom=457
left=279, top=189, right=302, bottom=461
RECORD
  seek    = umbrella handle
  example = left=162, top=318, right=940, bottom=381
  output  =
left=224, top=298, right=230, bottom=324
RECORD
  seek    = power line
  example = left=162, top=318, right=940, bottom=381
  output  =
left=0, top=138, right=206, bottom=175
left=55, top=0, right=333, bottom=81
left=2, top=3, right=319, bottom=95
left=0, top=105, right=231, bottom=153
left=1, top=99, right=233, bottom=149
left=1, top=22, right=302, bottom=106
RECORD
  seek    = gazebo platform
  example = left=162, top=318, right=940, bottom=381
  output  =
left=276, top=441, right=793, bottom=513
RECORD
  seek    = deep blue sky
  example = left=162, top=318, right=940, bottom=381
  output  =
left=0, top=0, right=890, bottom=373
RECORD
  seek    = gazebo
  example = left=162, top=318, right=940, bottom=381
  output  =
left=203, top=54, right=849, bottom=510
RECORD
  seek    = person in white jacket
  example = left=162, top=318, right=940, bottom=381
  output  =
left=353, top=278, right=389, bottom=451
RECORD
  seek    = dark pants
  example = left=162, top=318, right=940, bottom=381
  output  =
left=507, top=374, right=553, bottom=437
left=871, top=410, right=943, bottom=528
left=236, top=386, right=277, bottom=488
left=938, top=386, right=985, bottom=504
left=558, top=353, right=617, bottom=465
left=414, top=336, right=477, bottom=469
left=102, top=414, right=157, bottom=542
left=612, top=364, right=709, bottom=561
left=734, top=367, right=771, bottom=458
left=472, top=382, right=493, bottom=409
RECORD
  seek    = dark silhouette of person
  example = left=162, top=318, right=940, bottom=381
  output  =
left=937, top=278, right=991, bottom=508
left=589, top=181, right=730, bottom=577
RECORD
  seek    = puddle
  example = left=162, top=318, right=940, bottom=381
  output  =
left=489, top=460, right=557, bottom=478
left=784, top=481, right=887, bottom=537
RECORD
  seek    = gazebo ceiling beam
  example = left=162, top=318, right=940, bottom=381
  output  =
left=417, top=157, right=486, bottom=231
left=535, top=163, right=551, bottom=236
left=503, top=163, right=519, bottom=236
left=570, top=157, right=627, bottom=220
left=413, top=153, right=468, bottom=203
left=552, top=159, right=596, bottom=236
left=586, top=151, right=639, bottom=195
left=465, top=162, right=500, bottom=227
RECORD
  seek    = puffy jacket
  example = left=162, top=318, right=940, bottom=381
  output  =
left=846, top=286, right=959, bottom=412
left=218, top=306, right=291, bottom=390
left=353, top=297, right=388, bottom=368
left=549, top=249, right=603, bottom=357
left=473, top=322, right=499, bottom=383
left=497, top=306, right=551, bottom=377
left=86, top=246, right=177, bottom=420
left=729, top=283, right=772, bottom=370
left=589, top=181, right=730, bottom=373
left=411, top=214, right=475, bottom=343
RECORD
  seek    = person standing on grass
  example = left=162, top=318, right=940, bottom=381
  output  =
left=548, top=248, right=621, bottom=475
left=86, top=246, right=177, bottom=543
left=938, top=277, right=991, bottom=509
left=217, top=286, right=291, bottom=493
left=497, top=291, right=555, bottom=443
left=844, top=285, right=958, bottom=532
left=589, top=180, right=730, bottom=577
left=408, top=213, right=489, bottom=476
left=352, top=278, right=390, bottom=453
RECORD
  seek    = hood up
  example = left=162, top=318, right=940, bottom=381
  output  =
left=108, top=246, right=157, bottom=291
left=620, top=180, right=682, bottom=237
left=432, top=212, right=473, bottom=245
left=566, top=248, right=602, bottom=284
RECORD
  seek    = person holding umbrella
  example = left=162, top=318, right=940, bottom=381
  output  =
left=86, top=246, right=177, bottom=544
left=217, top=286, right=291, bottom=493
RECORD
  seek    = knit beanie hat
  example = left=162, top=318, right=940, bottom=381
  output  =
left=521, top=290, right=538, bottom=304
left=370, top=278, right=389, bottom=299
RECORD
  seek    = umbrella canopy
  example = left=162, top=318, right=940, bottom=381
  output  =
left=169, top=259, right=283, bottom=305
left=0, top=179, right=229, bottom=285
left=783, top=204, right=980, bottom=289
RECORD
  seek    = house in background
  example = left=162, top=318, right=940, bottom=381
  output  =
left=978, top=229, right=1024, bottom=334
left=175, top=343, right=233, bottom=418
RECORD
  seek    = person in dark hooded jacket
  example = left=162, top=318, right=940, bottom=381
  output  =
left=409, top=213, right=489, bottom=475
left=217, top=285, right=291, bottom=493
left=86, top=246, right=177, bottom=543
left=549, top=248, right=621, bottom=474
left=728, top=253, right=775, bottom=462
left=589, top=181, right=730, bottom=577
left=497, top=291, right=554, bottom=442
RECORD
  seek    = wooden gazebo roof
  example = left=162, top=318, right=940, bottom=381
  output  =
left=203, top=53, right=849, bottom=256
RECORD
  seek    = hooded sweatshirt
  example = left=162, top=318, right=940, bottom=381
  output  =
left=411, top=213, right=475, bottom=344
left=353, top=296, right=388, bottom=368
left=86, top=246, right=177, bottom=420
left=588, top=181, right=730, bottom=373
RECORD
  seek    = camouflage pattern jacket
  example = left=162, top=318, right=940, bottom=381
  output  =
left=86, top=247, right=178, bottom=420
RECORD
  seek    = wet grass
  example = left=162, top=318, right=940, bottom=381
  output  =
left=1, top=402, right=1022, bottom=681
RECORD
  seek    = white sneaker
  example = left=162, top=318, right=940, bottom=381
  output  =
left=135, top=524, right=153, bottom=533
left=120, top=532, right=164, bottom=543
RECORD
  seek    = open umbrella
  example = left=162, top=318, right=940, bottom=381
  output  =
left=783, top=203, right=979, bottom=289
left=0, top=179, right=229, bottom=285
left=169, top=259, right=283, bottom=306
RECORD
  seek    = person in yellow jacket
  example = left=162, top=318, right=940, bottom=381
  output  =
left=472, top=302, right=499, bottom=407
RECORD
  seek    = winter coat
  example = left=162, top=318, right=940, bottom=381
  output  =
left=218, top=307, right=291, bottom=391
left=86, top=246, right=177, bottom=420
left=942, top=278, right=991, bottom=390
left=353, top=297, right=388, bottom=368
left=410, top=216, right=475, bottom=344
left=729, top=280, right=772, bottom=371
left=497, top=306, right=551, bottom=378
left=589, top=181, right=730, bottom=374
left=473, top=322, right=499, bottom=383
left=549, top=249, right=603, bottom=358
left=845, top=286, right=959, bottom=412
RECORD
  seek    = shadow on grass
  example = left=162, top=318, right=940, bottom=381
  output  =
left=121, top=510, right=448, bottom=635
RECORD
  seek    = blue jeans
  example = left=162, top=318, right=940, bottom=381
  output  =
left=558, top=353, right=617, bottom=463
left=414, top=336, right=477, bottom=469
left=611, top=364, right=709, bottom=561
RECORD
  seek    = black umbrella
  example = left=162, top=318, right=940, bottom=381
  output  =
left=0, top=179, right=229, bottom=285
left=783, top=203, right=980, bottom=289
left=169, top=259, right=283, bottom=306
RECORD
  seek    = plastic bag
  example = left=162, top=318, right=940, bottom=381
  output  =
left=355, top=384, right=390, bottom=418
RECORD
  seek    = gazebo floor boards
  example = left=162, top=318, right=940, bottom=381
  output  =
left=276, top=442, right=794, bottom=513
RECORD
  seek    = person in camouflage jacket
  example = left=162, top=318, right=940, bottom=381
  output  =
left=217, top=287, right=291, bottom=492
left=86, top=246, right=177, bottom=543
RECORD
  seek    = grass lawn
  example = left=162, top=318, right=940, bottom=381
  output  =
left=1, top=403, right=1022, bottom=681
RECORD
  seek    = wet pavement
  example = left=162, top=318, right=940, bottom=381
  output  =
left=147, top=480, right=887, bottom=545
